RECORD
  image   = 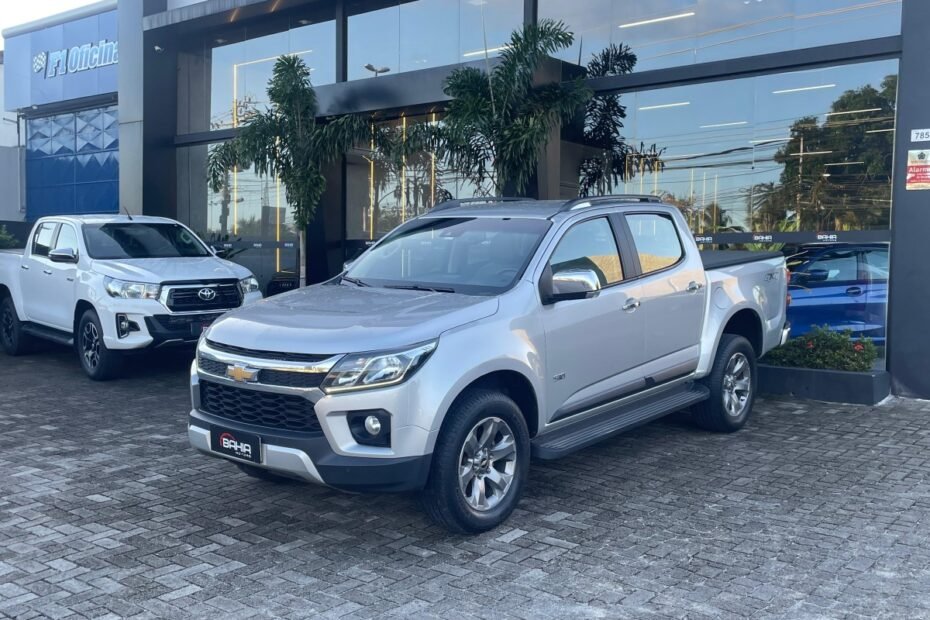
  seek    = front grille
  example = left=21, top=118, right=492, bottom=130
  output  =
left=198, top=357, right=326, bottom=389
left=199, top=380, right=322, bottom=433
left=167, top=283, right=241, bottom=312
left=206, top=339, right=332, bottom=364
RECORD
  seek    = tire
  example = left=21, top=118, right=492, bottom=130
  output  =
left=76, top=309, right=121, bottom=381
left=692, top=334, right=757, bottom=433
left=420, top=389, right=530, bottom=534
left=0, top=296, right=33, bottom=356
left=235, top=463, right=294, bottom=483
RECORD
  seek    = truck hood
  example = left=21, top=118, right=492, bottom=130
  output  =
left=207, top=283, right=499, bottom=355
left=91, top=256, right=252, bottom=283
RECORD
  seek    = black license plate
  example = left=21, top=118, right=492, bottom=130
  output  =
left=210, top=426, right=261, bottom=463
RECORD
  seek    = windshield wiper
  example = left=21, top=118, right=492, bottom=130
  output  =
left=385, top=284, right=455, bottom=293
left=341, top=275, right=370, bottom=287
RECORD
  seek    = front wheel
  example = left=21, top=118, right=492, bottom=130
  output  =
left=420, top=390, right=530, bottom=534
left=692, top=334, right=757, bottom=433
left=77, top=309, right=121, bottom=381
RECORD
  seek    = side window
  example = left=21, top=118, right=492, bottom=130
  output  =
left=549, top=218, right=623, bottom=286
left=32, top=223, right=57, bottom=258
left=54, top=224, right=79, bottom=253
left=807, top=251, right=857, bottom=282
left=626, top=213, right=683, bottom=274
left=861, top=248, right=889, bottom=281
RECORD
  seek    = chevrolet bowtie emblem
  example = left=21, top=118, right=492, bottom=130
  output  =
left=227, top=364, right=259, bottom=383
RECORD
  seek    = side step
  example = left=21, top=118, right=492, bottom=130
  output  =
left=531, top=383, right=710, bottom=460
left=21, top=323, right=74, bottom=347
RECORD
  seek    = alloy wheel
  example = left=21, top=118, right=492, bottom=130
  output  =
left=722, top=352, right=751, bottom=417
left=82, top=321, right=100, bottom=369
left=458, top=417, right=518, bottom=512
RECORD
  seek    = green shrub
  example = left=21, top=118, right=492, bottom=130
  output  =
left=0, top=225, right=18, bottom=249
left=763, top=325, right=877, bottom=372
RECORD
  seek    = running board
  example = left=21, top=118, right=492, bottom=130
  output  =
left=532, top=383, right=710, bottom=460
left=21, top=323, right=74, bottom=347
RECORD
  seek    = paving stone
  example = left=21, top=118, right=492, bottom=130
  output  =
left=2, top=349, right=930, bottom=617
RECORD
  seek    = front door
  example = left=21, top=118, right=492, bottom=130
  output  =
left=21, top=222, right=59, bottom=325
left=540, top=216, right=646, bottom=422
left=44, top=223, right=80, bottom=330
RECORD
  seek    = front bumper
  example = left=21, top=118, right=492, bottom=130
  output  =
left=188, top=410, right=431, bottom=492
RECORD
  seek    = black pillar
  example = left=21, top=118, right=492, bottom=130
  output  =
left=887, top=0, right=930, bottom=397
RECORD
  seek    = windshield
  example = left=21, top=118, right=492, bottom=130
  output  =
left=345, top=217, right=551, bottom=295
left=82, top=223, right=211, bottom=260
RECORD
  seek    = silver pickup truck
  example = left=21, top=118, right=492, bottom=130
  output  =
left=188, top=196, right=789, bottom=533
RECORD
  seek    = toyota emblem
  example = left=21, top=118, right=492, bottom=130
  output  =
left=198, top=288, right=217, bottom=301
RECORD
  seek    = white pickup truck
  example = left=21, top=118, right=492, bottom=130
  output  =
left=189, top=196, right=790, bottom=534
left=0, top=215, right=262, bottom=379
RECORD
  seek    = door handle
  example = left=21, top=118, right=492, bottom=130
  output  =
left=43, top=269, right=53, bottom=275
left=20, top=264, right=29, bottom=270
left=622, top=299, right=641, bottom=312
left=687, top=281, right=704, bottom=293
left=846, top=286, right=863, bottom=296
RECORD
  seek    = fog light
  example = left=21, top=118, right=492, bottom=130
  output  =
left=364, top=415, right=382, bottom=436
left=347, top=410, right=391, bottom=447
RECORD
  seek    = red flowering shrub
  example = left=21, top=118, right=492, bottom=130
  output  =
left=763, top=325, right=877, bottom=371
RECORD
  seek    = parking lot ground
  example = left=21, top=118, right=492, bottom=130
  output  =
left=2, top=347, right=930, bottom=619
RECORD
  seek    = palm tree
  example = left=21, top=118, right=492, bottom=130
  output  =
left=577, top=43, right=663, bottom=196
left=207, top=55, right=369, bottom=285
left=433, top=19, right=592, bottom=196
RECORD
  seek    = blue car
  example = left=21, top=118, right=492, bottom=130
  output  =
left=785, top=243, right=888, bottom=344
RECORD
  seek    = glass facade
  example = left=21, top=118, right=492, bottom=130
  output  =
left=25, top=105, right=119, bottom=219
left=209, top=19, right=336, bottom=130
left=539, top=0, right=901, bottom=71
left=175, top=144, right=299, bottom=291
left=346, top=0, right=523, bottom=81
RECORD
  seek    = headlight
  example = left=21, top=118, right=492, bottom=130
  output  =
left=321, top=341, right=437, bottom=393
left=238, top=276, right=261, bottom=295
left=104, top=277, right=161, bottom=300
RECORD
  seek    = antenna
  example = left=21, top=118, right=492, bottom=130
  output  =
left=121, top=204, right=134, bottom=221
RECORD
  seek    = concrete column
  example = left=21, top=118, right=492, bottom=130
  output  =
left=117, top=1, right=145, bottom=215
left=887, top=0, right=930, bottom=397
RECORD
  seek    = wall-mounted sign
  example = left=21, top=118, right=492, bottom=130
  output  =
left=3, top=10, right=118, bottom=111
left=33, top=40, right=118, bottom=80
left=906, top=150, right=930, bottom=190
left=911, top=129, right=930, bottom=143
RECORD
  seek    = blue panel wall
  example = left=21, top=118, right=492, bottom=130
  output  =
left=26, top=105, right=119, bottom=219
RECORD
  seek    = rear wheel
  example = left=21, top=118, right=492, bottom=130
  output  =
left=420, top=389, right=529, bottom=534
left=0, top=297, right=32, bottom=356
left=692, top=334, right=757, bottom=433
left=77, top=310, right=121, bottom=381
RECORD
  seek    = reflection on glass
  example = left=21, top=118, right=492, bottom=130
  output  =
left=175, top=145, right=299, bottom=290
left=540, top=0, right=901, bottom=70
left=594, top=59, right=898, bottom=234
left=347, top=0, right=522, bottom=81
left=210, top=20, right=336, bottom=130
left=345, top=115, right=494, bottom=240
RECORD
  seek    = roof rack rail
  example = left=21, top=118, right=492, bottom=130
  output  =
left=430, top=197, right=534, bottom=212
left=560, top=194, right=662, bottom=212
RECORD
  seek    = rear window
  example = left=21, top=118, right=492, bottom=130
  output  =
left=32, top=223, right=57, bottom=258
left=625, top=213, right=683, bottom=274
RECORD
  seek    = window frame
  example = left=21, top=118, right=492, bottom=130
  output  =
left=618, top=211, right=687, bottom=280
left=31, top=222, right=59, bottom=259
left=52, top=222, right=81, bottom=257
left=540, top=214, right=633, bottom=292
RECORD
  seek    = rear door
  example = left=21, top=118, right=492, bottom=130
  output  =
left=788, top=248, right=863, bottom=337
left=540, top=216, right=645, bottom=422
left=622, top=212, right=706, bottom=383
left=21, top=222, right=59, bottom=325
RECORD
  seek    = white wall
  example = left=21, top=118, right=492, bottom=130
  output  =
left=0, top=62, right=26, bottom=221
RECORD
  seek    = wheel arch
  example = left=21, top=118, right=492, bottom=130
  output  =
left=73, top=299, right=97, bottom=335
left=440, top=368, right=540, bottom=440
left=721, top=307, right=764, bottom=357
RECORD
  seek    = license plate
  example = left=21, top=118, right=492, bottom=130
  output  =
left=210, top=426, right=261, bottom=463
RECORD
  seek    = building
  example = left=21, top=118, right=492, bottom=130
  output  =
left=0, top=50, right=25, bottom=222
left=3, top=0, right=930, bottom=399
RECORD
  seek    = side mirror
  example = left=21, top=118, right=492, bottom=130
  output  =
left=542, top=268, right=601, bottom=304
left=48, top=247, right=78, bottom=263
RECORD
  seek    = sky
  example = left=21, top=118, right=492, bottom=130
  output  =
left=0, top=0, right=98, bottom=51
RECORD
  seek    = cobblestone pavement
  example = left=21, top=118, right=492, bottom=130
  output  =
left=1, top=346, right=930, bottom=619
